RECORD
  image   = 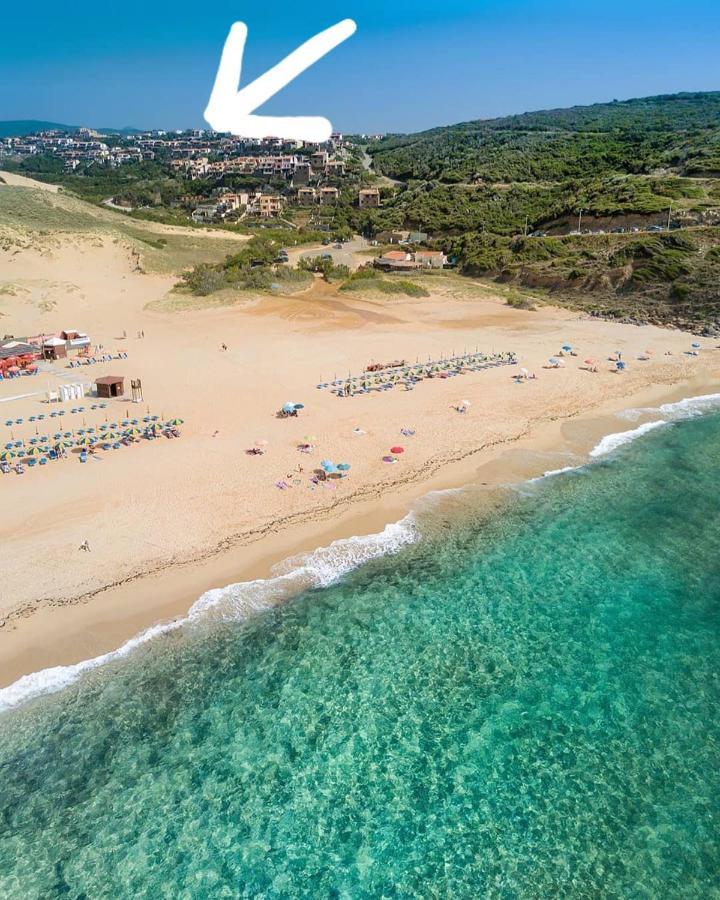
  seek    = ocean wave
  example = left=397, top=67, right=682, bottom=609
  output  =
left=527, top=465, right=579, bottom=483
left=0, top=619, right=185, bottom=714
left=589, top=420, right=667, bottom=458
left=620, top=392, right=720, bottom=423
left=0, top=517, right=417, bottom=714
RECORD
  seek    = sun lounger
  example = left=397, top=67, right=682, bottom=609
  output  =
left=0, top=461, right=10, bottom=474
left=14, top=463, right=24, bottom=474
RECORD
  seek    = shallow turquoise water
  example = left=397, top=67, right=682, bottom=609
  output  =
left=1, top=413, right=720, bottom=897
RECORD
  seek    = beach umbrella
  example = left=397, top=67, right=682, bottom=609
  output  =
left=26, top=445, right=45, bottom=457
left=124, top=427, right=141, bottom=437
left=58, top=410, right=65, bottom=416
left=29, top=437, right=39, bottom=445
left=4, top=442, right=14, bottom=449
left=166, top=418, right=183, bottom=426
left=390, top=446, right=404, bottom=455
left=320, top=459, right=334, bottom=471
left=0, top=450, right=15, bottom=461
left=692, top=342, right=701, bottom=349
left=584, top=358, right=595, bottom=365
left=337, top=463, right=351, bottom=471
left=562, top=344, right=572, bottom=352
left=282, top=402, right=296, bottom=413
left=549, top=357, right=559, bottom=365
left=53, top=432, right=62, bottom=440
left=616, top=361, right=626, bottom=370
left=4, top=421, right=13, bottom=427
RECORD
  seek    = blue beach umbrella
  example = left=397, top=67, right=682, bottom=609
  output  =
left=692, top=342, right=701, bottom=349
left=562, top=344, right=572, bottom=352
left=616, top=361, right=626, bottom=370
left=282, top=402, right=296, bottom=413
left=294, top=403, right=305, bottom=410
left=548, top=357, right=559, bottom=365
left=337, top=463, right=351, bottom=471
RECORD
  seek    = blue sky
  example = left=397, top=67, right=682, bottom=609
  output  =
left=2, top=0, right=718, bottom=133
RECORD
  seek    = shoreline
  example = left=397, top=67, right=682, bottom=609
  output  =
left=2, top=371, right=718, bottom=701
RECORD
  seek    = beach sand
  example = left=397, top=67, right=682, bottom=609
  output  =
left=2, top=201, right=720, bottom=687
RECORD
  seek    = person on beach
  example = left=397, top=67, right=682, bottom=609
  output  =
left=79, top=539, right=91, bottom=552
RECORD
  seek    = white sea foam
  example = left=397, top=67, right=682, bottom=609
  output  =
left=0, top=620, right=185, bottom=714
left=620, top=392, right=720, bottom=422
left=657, top=392, right=720, bottom=419
left=527, top=465, right=579, bottom=483
left=0, top=516, right=417, bottom=713
left=588, top=420, right=667, bottom=458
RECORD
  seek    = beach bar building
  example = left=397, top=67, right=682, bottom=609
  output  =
left=95, top=375, right=124, bottom=398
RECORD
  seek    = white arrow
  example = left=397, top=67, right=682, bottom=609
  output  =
left=204, top=19, right=356, bottom=142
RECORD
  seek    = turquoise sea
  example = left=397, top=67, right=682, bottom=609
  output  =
left=1, top=397, right=720, bottom=898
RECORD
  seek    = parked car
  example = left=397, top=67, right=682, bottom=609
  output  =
left=648, top=225, right=665, bottom=232
left=610, top=227, right=626, bottom=234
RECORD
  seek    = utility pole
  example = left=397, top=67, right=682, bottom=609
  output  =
left=667, top=203, right=672, bottom=230
left=578, top=209, right=583, bottom=233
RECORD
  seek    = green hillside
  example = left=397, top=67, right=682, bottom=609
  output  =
left=363, top=92, right=720, bottom=330
left=370, top=92, right=720, bottom=182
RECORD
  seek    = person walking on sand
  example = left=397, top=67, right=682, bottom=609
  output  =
left=79, top=539, right=91, bottom=552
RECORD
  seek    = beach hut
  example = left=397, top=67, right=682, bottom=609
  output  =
left=95, top=375, right=125, bottom=399
left=42, top=337, right=68, bottom=360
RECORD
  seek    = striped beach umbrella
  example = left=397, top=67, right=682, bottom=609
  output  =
left=0, top=450, right=15, bottom=461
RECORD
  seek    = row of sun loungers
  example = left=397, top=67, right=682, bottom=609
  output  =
left=2, top=428, right=182, bottom=474
left=67, top=352, right=128, bottom=368
left=317, top=353, right=517, bottom=398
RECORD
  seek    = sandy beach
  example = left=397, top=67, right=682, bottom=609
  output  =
left=2, top=183, right=720, bottom=688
